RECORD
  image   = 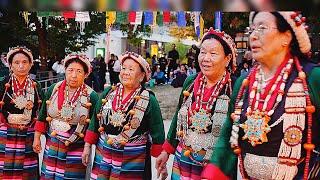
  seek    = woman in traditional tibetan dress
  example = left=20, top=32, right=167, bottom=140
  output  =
left=33, top=54, right=99, bottom=179
left=202, top=11, right=320, bottom=180
left=156, top=28, right=237, bottom=180
left=0, top=46, right=44, bottom=179
left=82, top=52, right=165, bottom=180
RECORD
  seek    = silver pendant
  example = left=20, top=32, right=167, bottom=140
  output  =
left=51, top=119, right=71, bottom=132
left=61, top=104, right=73, bottom=120
left=109, top=111, right=126, bottom=127
left=189, top=108, right=212, bottom=133
left=14, top=95, right=28, bottom=110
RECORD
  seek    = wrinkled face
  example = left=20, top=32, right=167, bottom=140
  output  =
left=120, top=58, right=145, bottom=88
left=65, top=62, right=87, bottom=89
left=10, top=53, right=32, bottom=78
left=198, top=38, right=231, bottom=78
left=249, top=12, right=291, bottom=62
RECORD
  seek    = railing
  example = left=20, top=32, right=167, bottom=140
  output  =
left=37, top=76, right=64, bottom=92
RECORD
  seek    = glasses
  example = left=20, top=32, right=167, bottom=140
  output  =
left=246, top=25, right=278, bottom=35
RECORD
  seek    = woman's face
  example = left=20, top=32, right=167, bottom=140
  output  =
left=249, top=12, right=291, bottom=62
left=10, top=53, right=32, bottom=78
left=120, top=58, right=145, bottom=89
left=198, top=38, right=231, bottom=78
left=65, top=62, right=87, bottom=89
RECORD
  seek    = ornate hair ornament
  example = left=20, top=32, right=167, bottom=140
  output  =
left=63, top=54, right=92, bottom=73
left=201, top=27, right=238, bottom=70
left=7, top=46, right=34, bottom=63
left=119, top=51, right=152, bottom=82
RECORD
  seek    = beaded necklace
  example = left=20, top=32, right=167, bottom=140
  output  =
left=188, top=72, right=230, bottom=134
left=60, top=84, right=85, bottom=122
left=46, top=81, right=91, bottom=146
left=108, top=84, right=141, bottom=128
left=230, top=57, right=315, bottom=179
left=0, top=75, right=42, bottom=130
left=114, top=84, right=141, bottom=112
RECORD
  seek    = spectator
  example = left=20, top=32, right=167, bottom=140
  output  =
left=187, top=61, right=197, bottom=76
left=158, top=53, right=168, bottom=73
left=91, top=56, right=102, bottom=92
left=145, top=52, right=152, bottom=66
left=113, top=55, right=121, bottom=84
left=240, top=62, right=250, bottom=76
left=167, top=44, right=179, bottom=78
left=52, top=59, right=65, bottom=79
left=171, top=64, right=188, bottom=88
left=152, top=65, right=166, bottom=85
left=0, top=52, right=9, bottom=78
left=192, top=44, right=201, bottom=72
left=107, top=54, right=116, bottom=85
left=151, top=54, right=158, bottom=73
left=30, top=59, right=40, bottom=80
left=96, top=54, right=106, bottom=90
left=186, top=48, right=195, bottom=67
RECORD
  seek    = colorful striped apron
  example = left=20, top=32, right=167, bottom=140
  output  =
left=0, top=124, right=39, bottom=180
left=40, top=127, right=86, bottom=180
left=90, top=135, right=150, bottom=180
left=171, top=143, right=205, bottom=180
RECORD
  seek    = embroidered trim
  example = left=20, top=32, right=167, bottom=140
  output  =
left=98, top=86, right=150, bottom=147
left=47, top=81, right=92, bottom=145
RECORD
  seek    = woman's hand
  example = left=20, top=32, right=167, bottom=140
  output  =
left=156, top=151, right=170, bottom=178
left=158, top=165, right=168, bottom=180
left=82, top=143, right=91, bottom=166
left=32, top=132, right=42, bottom=153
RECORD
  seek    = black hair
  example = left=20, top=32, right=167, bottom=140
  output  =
left=7, top=50, right=32, bottom=65
left=200, top=33, right=233, bottom=70
left=252, top=12, right=309, bottom=61
left=64, top=58, right=89, bottom=74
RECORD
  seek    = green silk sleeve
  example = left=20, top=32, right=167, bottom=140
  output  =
left=208, top=75, right=246, bottom=176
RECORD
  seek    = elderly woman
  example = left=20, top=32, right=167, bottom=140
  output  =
left=33, top=54, right=99, bottom=179
left=0, top=46, right=43, bottom=179
left=201, top=12, right=320, bottom=180
left=156, top=28, right=237, bottom=180
left=82, top=51, right=165, bottom=180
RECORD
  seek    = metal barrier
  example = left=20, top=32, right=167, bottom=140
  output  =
left=38, top=76, right=64, bottom=91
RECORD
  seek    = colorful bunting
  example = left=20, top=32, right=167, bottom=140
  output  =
left=163, top=11, right=170, bottom=23
left=143, top=11, right=153, bottom=25
left=200, top=14, right=204, bottom=38
left=128, top=11, right=136, bottom=23
left=153, top=11, right=157, bottom=26
left=116, top=11, right=128, bottom=24
left=157, top=12, right=163, bottom=26
left=194, top=11, right=201, bottom=38
left=75, top=11, right=91, bottom=34
left=177, top=11, right=186, bottom=27
left=106, top=11, right=116, bottom=25
left=130, top=11, right=143, bottom=25
left=63, top=11, right=76, bottom=19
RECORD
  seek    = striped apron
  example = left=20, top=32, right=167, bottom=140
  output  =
left=0, top=124, right=39, bottom=180
left=171, top=143, right=205, bottom=180
left=40, top=127, right=86, bottom=180
left=90, top=135, right=150, bottom=180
